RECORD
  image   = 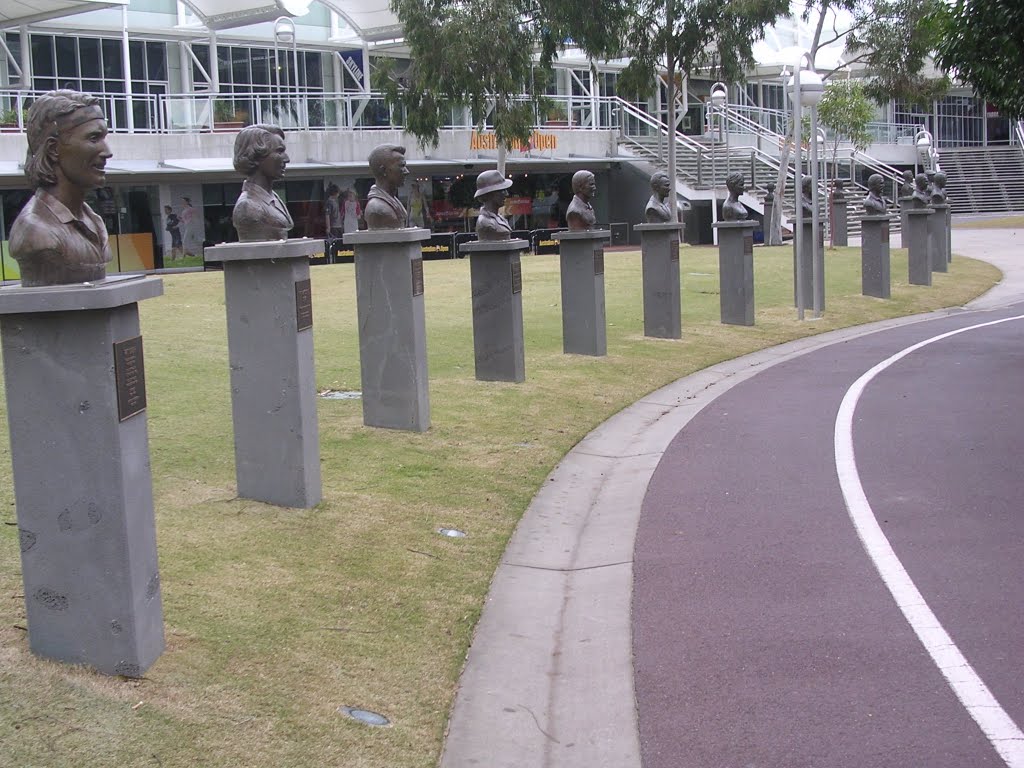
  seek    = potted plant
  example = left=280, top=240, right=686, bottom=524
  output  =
left=213, top=99, right=246, bottom=131
left=0, top=107, right=22, bottom=132
left=544, top=101, right=569, bottom=127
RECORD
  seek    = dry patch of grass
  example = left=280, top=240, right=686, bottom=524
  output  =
left=0, top=244, right=1000, bottom=767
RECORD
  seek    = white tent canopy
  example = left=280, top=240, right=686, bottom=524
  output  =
left=178, top=0, right=311, bottom=31
left=318, top=0, right=402, bottom=43
left=0, top=0, right=126, bottom=27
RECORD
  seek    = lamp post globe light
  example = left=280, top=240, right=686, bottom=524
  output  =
left=915, top=128, right=937, bottom=173
left=710, top=81, right=728, bottom=243
left=787, top=53, right=824, bottom=319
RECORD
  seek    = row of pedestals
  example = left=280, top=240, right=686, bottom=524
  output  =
left=0, top=202, right=952, bottom=678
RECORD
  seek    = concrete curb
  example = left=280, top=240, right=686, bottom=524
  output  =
left=438, top=229, right=1022, bottom=768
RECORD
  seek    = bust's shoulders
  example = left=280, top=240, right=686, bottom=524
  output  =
left=10, top=196, right=61, bottom=254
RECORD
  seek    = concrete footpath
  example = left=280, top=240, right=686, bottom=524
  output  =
left=438, top=226, right=1023, bottom=768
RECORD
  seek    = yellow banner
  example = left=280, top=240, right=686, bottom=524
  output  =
left=470, top=131, right=558, bottom=152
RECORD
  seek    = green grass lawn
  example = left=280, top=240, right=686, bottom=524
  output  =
left=0, top=244, right=1000, bottom=767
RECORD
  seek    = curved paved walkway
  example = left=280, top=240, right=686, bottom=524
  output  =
left=439, top=227, right=1023, bottom=768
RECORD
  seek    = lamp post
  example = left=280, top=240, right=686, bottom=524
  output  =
left=915, top=128, right=937, bottom=173
left=710, top=81, right=727, bottom=244
left=787, top=54, right=824, bottom=319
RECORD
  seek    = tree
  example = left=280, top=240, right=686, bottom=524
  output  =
left=381, top=0, right=628, bottom=173
left=817, top=78, right=873, bottom=180
left=933, top=0, right=1024, bottom=120
left=614, top=0, right=790, bottom=218
left=765, top=0, right=947, bottom=245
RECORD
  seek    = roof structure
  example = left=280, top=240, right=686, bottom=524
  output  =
left=0, top=0, right=126, bottom=26
left=178, top=0, right=312, bottom=31
left=317, top=0, right=402, bottom=43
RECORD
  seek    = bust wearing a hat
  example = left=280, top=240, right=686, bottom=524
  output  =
left=474, top=170, right=513, bottom=241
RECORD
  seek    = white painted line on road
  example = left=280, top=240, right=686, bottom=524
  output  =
left=834, top=314, right=1024, bottom=767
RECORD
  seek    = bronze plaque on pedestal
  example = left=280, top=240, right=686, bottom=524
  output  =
left=295, top=279, right=313, bottom=331
left=113, top=336, right=147, bottom=421
left=743, top=233, right=754, bottom=256
left=594, top=248, right=605, bottom=276
left=411, top=258, right=425, bottom=296
left=881, top=222, right=890, bottom=244
left=670, top=239, right=679, bottom=261
left=511, top=259, right=523, bottom=294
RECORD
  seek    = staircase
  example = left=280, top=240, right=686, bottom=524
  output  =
left=939, top=146, right=1024, bottom=215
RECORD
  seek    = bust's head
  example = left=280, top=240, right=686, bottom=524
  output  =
left=474, top=169, right=512, bottom=209
left=368, top=144, right=408, bottom=192
left=915, top=172, right=929, bottom=191
left=933, top=171, right=947, bottom=189
left=868, top=173, right=884, bottom=194
left=572, top=170, right=596, bottom=200
left=650, top=171, right=671, bottom=199
left=726, top=172, right=744, bottom=197
left=24, top=89, right=110, bottom=191
left=233, top=124, right=288, bottom=179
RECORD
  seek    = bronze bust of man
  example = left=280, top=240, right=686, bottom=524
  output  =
left=365, top=144, right=410, bottom=229
left=722, top=172, right=748, bottom=221
left=10, top=90, right=113, bottom=287
left=863, top=173, right=887, bottom=214
left=474, top=170, right=513, bottom=241
left=231, top=124, right=293, bottom=242
left=566, top=170, right=597, bottom=231
left=645, top=171, right=674, bottom=223
left=912, top=172, right=931, bottom=208
left=930, top=171, right=948, bottom=204
left=799, top=176, right=815, bottom=218
left=899, top=170, right=915, bottom=198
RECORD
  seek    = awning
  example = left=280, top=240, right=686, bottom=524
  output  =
left=318, top=0, right=403, bottom=43
left=178, top=0, right=312, bottom=31
left=0, top=0, right=127, bottom=27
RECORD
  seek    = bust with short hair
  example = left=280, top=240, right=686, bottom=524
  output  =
left=900, top=170, right=915, bottom=198
left=863, top=173, right=888, bottom=215
left=566, top=170, right=597, bottom=231
left=231, top=124, right=294, bottom=242
left=912, top=172, right=931, bottom=208
left=722, top=172, right=748, bottom=221
left=365, top=144, right=410, bottom=229
left=931, top=171, right=948, bottom=204
left=474, top=170, right=513, bottom=241
left=800, top=175, right=815, bottom=218
left=9, top=89, right=113, bottom=286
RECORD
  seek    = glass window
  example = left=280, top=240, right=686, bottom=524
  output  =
left=146, top=42, right=166, bottom=81
left=129, top=40, right=145, bottom=81
left=80, top=38, right=101, bottom=79
left=102, top=39, right=123, bottom=79
left=31, top=36, right=55, bottom=78
left=55, top=37, right=79, bottom=80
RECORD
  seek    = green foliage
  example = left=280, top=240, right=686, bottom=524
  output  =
left=616, top=0, right=790, bottom=100
left=933, top=0, right=1024, bottom=119
left=382, top=0, right=629, bottom=150
left=841, top=0, right=948, bottom=106
left=818, top=79, right=874, bottom=158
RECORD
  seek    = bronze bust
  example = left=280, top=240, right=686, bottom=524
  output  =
left=912, top=172, right=931, bottom=208
left=474, top=170, right=513, bottom=240
left=899, top=170, right=915, bottom=198
left=799, top=176, right=814, bottom=218
left=931, top=171, right=948, bottom=204
left=566, top=170, right=597, bottom=231
left=9, top=90, right=113, bottom=287
left=645, top=171, right=674, bottom=223
left=232, top=124, right=294, bottom=241
left=365, top=144, right=410, bottom=229
left=722, top=172, right=748, bottom=221
left=863, top=173, right=887, bottom=214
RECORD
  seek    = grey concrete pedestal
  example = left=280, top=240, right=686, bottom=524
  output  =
left=832, top=198, right=849, bottom=246
left=459, top=239, right=529, bottom=382
left=0, top=276, right=165, bottom=677
left=635, top=222, right=683, bottom=338
left=906, top=208, right=934, bottom=286
left=553, top=230, right=611, bottom=356
left=346, top=228, right=432, bottom=431
left=860, top=214, right=892, bottom=299
left=899, top=196, right=913, bottom=249
left=713, top=220, right=757, bottom=326
left=204, top=239, right=322, bottom=508
left=929, top=203, right=950, bottom=274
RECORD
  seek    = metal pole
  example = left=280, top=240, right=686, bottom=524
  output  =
left=794, top=61, right=804, bottom=321
left=810, top=104, right=821, bottom=317
left=711, top=102, right=718, bottom=243
left=121, top=6, right=135, bottom=132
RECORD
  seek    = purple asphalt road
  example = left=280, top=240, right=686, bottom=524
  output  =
left=634, top=303, right=1024, bottom=768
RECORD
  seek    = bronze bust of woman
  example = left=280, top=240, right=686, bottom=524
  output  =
left=474, top=170, right=514, bottom=240
left=10, top=90, right=113, bottom=286
left=232, top=124, right=293, bottom=242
